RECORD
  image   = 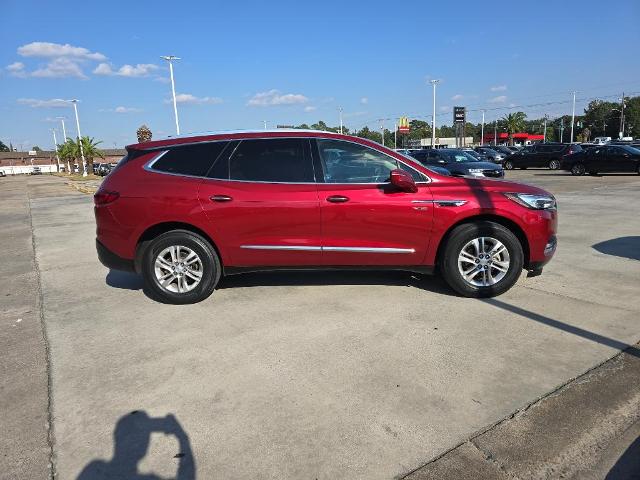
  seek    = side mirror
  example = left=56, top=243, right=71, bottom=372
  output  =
left=389, top=169, right=418, bottom=193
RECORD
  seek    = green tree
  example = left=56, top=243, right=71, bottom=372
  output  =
left=79, top=136, right=104, bottom=173
left=0, top=140, right=9, bottom=152
left=501, top=112, right=527, bottom=145
left=32, top=146, right=42, bottom=152
left=57, top=139, right=77, bottom=174
left=136, top=124, right=152, bottom=143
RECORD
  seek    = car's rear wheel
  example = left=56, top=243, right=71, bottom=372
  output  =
left=441, top=221, right=524, bottom=298
left=503, top=160, right=514, bottom=170
left=549, top=159, right=561, bottom=170
left=571, top=163, right=585, bottom=176
left=141, top=230, right=221, bottom=304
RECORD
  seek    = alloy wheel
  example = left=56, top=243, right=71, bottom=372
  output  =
left=549, top=160, right=560, bottom=170
left=571, top=163, right=585, bottom=176
left=154, top=245, right=203, bottom=294
left=457, top=236, right=510, bottom=287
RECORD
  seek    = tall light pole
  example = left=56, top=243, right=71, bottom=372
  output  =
left=51, top=128, right=60, bottom=172
left=494, top=120, right=497, bottom=145
left=394, top=120, right=397, bottom=149
left=543, top=114, right=548, bottom=143
left=430, top=79, right=440, bottom=148
left=380, top=119, right=385, bottom=147
left=569, top=90, right=576, bottom=143
left=56, top=116, right=67, bottom=141
left=161, top=55, right=181, bottom=135
left=263, top=120, right=267, bottom=130
left=480, top=110, right=485, bottom=146
left=338, top=107, right=343, bottom=134
left=619, top=92, right=626, bottom=138
left=70, top=100, right=87, bottom=177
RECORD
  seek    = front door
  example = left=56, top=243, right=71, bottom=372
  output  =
left=198, top=137, right=322, bottom=267
left=313, top=138, right=433, bottom=266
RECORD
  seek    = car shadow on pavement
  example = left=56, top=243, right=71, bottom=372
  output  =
left=482, top=298, right=640, bottom=359
left=592, top=237, right=640, bottom=261
left=217, top=270, right=455, bottom=295
left=106, top=270, right=144, bottom=290
left=76, top=410, right=195, bottom=480
left=606, top=435, right=640, bottom=479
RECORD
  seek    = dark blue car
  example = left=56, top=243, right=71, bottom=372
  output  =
left=407, top=148, right=504, bottom=178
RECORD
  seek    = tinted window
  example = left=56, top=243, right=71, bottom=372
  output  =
left=152, top=142, right=229, bottom=177
left=317, top=139, right=399, bottom=183
left=439, top=149, right=479, bottom=163
left=227, top=138, right=313, bottom=182
left=398, top=161, right=427, bottom=181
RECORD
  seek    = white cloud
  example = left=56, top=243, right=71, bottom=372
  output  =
left=31, top=58, right=87, bottom=79
left=451, top=94, right=463, bottom=101
left=439, top=106, right=450, bottom=112
left=6, top=62, right=26, bottom=77
left=247, top=89, right=308, bottom=107
left=488, top=95, right=508, bottom=103
left=94, top=63, right=159, bottom=77
left=17, top=98, right=70, bottom=108
left=166, top=93, right=223, bottom=105
left=490, top=85, right=507, bottom=92
left=17, top=42, right=106, bottom=61
left=99, top=106, right=142, bottom=113
left=304, top=106, right=317, bottom=112
left=360, top=97, right=369, bottom=105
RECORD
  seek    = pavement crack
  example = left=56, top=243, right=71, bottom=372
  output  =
left=27, top=187, right=57, bottom=480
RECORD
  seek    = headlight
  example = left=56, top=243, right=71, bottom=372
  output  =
left=504, top=192, right=556, bottom=210
left=467, top=168, right=484, bottom=176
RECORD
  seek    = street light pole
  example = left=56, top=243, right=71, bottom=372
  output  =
left=430, top=79, right=440, bottom=148
left=70, top=100, right=87, bottom=177
left=480, top=110, right=485, bottom=146
left=570, top=91, right=576, bottom=143
left=160, top=55, right=181, bottom=135
left=57, top=117, right=67, bottom=140
left=394, top=120, right=397, bottom=149
left=543, top=114, right=548, bottom=143
left=494, top=120, right=497, bottom=145
left=380, top=119, right=385, bottom=147
left=51, top=128, right=60, bottom=172
left=339, top=107, right=343, bottom=135
left=619, top=92, right=625, bottom=139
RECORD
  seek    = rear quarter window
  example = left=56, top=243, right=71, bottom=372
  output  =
left=151, top=141, right=229, bottom=177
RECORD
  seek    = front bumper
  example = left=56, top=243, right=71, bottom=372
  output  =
left=96, top=239, right=135, bottom=272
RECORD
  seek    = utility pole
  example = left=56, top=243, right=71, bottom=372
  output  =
left=543, top=114, right=548, bottom=143
left=339, top=107, right=343, bottom=135
left=560, top=117, right=564, bottom=143
left=263, top=120, right=267, bottom=130
left=430, top=79, right=440, bottom=148
left=480, top=110, right=485, bottom=146
left=70, top=100, right=87, bottom=177
left=380, top=119, right=385, bottom=147
left=494, top=120, right=497, bottom=145
left=394, top=120, right=397, bottom=149
left=51, top=128, right=60, bottom=172
left=619, top=92, right=625, bottom=138
left=570, top=90, right=576, bottom=143
left=56, top=117, right=67, bottom=141
left=160, top=55, right=181, bottom=135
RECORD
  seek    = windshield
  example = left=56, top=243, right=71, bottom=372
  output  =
left=621, top=145, right=640, bottom=155
left=439, top=149, right=480, bottom=162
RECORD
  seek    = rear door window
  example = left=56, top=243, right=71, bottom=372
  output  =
left=227, top=138, right=314, bottom=182
left=151, top=142, right=229, bottom=177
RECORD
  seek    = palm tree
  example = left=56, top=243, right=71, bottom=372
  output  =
left=501, top=112, right=527, bottom=145
left=57, top=139, right=77, bottom=174
left=78, top=136, right=104, bottom=174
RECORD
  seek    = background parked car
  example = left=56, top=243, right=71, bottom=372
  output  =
left=0, top=170, right=6, bottom=177
left=504, top=143, right=582, bottom=170
left=490, top=145, right=515, bottom=157
left=408, top=148, right=504, bottom=178
left=473, top=146, right=506, bottom=164
left=98, top=163, right=117, bottom=176
left=31, top=166, right=41, bottom=175
left=561, top=145, right=640, bottom=175
left=461, top=148, right=489, bottom=162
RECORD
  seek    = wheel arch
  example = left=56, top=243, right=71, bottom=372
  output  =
left=135, top=221, right=224, bottom=273
left=435, top=214, right=531, bottom=269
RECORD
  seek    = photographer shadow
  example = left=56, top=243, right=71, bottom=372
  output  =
left=77, top=410, right=195, bottom=480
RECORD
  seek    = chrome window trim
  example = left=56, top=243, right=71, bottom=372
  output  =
left=240, top=245, right=415, bottom=254
left=142, top=136, right=432, bottom=185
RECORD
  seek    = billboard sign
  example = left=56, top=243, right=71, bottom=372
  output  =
left=398, top=116, right=410, bottom=134
left=454, top=107, right=465, bottom=124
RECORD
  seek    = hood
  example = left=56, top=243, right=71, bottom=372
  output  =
left=448, top=161, right=502, bottom=170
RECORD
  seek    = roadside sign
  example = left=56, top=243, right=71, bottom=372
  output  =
left=454, top=107, right=465, bottom=124
left=398, top=116, right=410, bottom=134
left=28, top=150, right=37, bottom=156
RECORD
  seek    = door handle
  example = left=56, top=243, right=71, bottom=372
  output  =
left=210, top=195, right=233, bottom=202
left=326, top=195, right=350, bottom=203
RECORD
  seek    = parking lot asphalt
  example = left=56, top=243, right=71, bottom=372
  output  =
left=2, top=171, right=640, bottom=479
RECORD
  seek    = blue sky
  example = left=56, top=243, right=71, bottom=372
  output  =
left=1, top=0, right=639, bottom=149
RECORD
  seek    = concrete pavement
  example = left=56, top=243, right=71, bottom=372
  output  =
left=2, top=172, right=640, bottom=479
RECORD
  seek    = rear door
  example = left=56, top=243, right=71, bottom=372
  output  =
left=314, top=138, right=433, bottom=266
left=198, top=137, right=322, bottom=267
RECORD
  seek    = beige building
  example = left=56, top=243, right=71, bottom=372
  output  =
left=0, top=149, right=126, bottom=174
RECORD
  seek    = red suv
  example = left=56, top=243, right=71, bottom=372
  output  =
left=95, top=130, right=557, bottom=304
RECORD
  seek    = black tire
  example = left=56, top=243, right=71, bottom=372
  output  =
left=519, top=167, right=527, bottom=170
left=503, top=160, right=514, bottom=170
left=588, top=170, right=598, bottom=176
left=440, top=221, right=524, bottom=298
left=571, top=163, right=585, bottom=176
left=549, top=159, right=561, bottom=170
left=141, top=229, right=221, bottom=304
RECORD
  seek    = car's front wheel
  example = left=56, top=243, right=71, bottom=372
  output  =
left=503, top=160, right=514, bottom=170
left=549, top=159, right=561, bottom=170
left=141, top=230, right=221, bottom=304
left=440, top=221, right=524, bottom=298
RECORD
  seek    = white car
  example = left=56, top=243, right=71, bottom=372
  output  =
left=593, top=137, right=611, bottom=145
